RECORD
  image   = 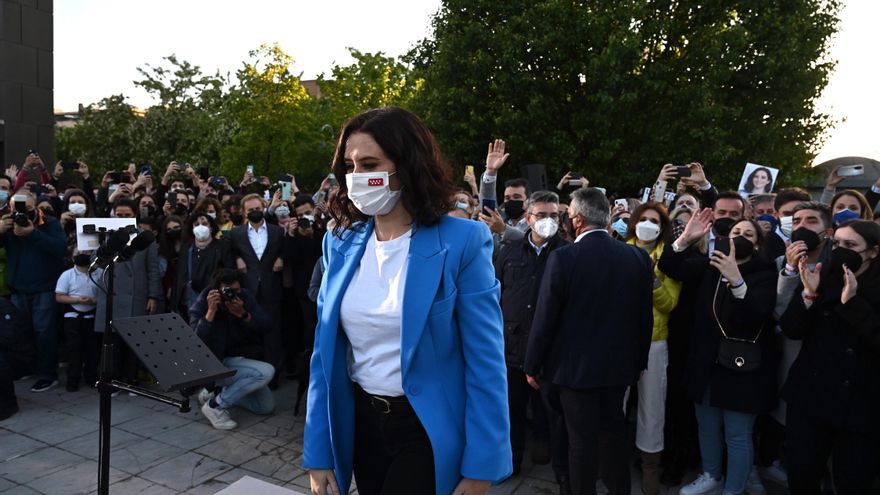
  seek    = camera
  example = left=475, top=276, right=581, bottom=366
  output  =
left=12, top=195, right=30, bottom=227
left=220, top=286, right=238, bottom=301
left=298, top=216, right=311, bottom=230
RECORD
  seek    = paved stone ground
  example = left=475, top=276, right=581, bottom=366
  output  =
left=0, top=376, right=790, bottom=494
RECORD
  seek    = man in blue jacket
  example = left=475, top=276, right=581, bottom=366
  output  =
left=0, top=192, right=67, bottom=392
left=190, top=268, right=275, bottom=430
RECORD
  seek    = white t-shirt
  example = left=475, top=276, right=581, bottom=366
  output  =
left=55, top=267, right=98, bottom=318
left=340, top=229, right=411, bottom=396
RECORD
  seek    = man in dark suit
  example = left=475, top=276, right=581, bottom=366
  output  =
left=229, top=193, right=285, bottom=388
left=524, top=188, right=654, bottom=495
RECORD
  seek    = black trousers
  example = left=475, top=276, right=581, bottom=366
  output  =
left=538, top=378, right=570, bottom=481
left=786, top=405, right=879, bottom=495
left=353, top=385, right=435, bottom=495
left=507, top=365, right=551, bottom=469
left=63, top=317, right=97, bottom=385
left=559, top=385, right=629, bottom=495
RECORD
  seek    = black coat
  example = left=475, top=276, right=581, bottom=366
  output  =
left=779, top=268, right=880, bottom=433
left=524, top=230, right=653, bottom=389
left=283, top=231, right=323, bottom=300
left=658, top=244, right=779, bottom=414
left=495, top=231, right=569, bottom=367
left=229, top=222, right=285, bottom=304
left=170, top=239, right=236, bottom=316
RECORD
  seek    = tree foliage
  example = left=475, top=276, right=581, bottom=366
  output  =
left=408, top=0, right=841, bottom=194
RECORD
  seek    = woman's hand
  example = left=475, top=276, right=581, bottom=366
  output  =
left=826, top=166, right=845, bottom=189
left=841, top=264, right=858, bottom=304
left=556, top=171, right=573, bottom=190
left=453, top=478, right=491, bottom=495
left=798, top=257, right=822, bottom=297
left=657, top=163, right=677, bottom=182
left=710, top=241, right=742, bottom=283
left=309, top=469, right=339, bottom=495
left=676, top=207, right=712, bottom=247
left=485, top=139, right=509, bottom=173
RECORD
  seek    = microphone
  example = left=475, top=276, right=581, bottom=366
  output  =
left=91, top=229, right=131, bottom=269
left=117, top=230, right=155, bottom=260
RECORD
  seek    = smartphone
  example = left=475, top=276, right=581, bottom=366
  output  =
left=12, top=195, right=27, bottom=214
left=569, top=172, right=584, bottom=187
left=108, top=171, right=121, bottom=183
left=199, top=166, right=209, bottom=181
left=481, top=198, right=497, bottom=212
left=327, top=172, right=337, bottom=187
left=168, top=192, right=177, bottom=208
left=675, top=165, right=692, bottom=178
left=653, top=180, right=667, bottom=203
left=62, top=161, right=79, bottom=170
left=837, top=164, right=864, bottom=177
left=465, top=165, right=475, bottom=177
left=614, top=198, right=628, bottom=210
left=246, top=165, right=254, bottom=175
left=280, top=181, right=293, bottom=201
left=715, top=237, right=731, bottom=256
left=140, top=165, right=153, bottom=177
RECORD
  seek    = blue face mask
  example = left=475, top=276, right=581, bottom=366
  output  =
left=756, top=214, right=778, bottom=231
left=612, top=218, right=628, bottom=238
left=454, top=201, right=469, bottom=211
left=833, top=209, right=860, bottom=225
left=0, top=191, right=7, bottom=204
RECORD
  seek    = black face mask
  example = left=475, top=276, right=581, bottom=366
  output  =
left=790, top=228, right=822, bottom=252
left=140, top=206, right=156, bottom=218
left=503, top=200, right=525, bottom=220
left=173, top=204, right=188, bottom=216
left=246, top=210, right=264, bottom=224
left=713, top=217, right=736, bottom=237
left=73, top=254, right=91, bottom=267
left=820, top=247, right=864, bottom=299
left=166, top=229, right=181, bottom=242
left=732, top=236, right=755, bottom=260
left=40, top=208, right=54, bottom=218
left=229, top=213, right=244, bottom=225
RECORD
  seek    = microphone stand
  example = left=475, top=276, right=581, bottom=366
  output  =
left=94, top=251, right=192, bottom=495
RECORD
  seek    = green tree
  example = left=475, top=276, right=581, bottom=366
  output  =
left=409, top=0, right=840, bottom=194
left=55, top=95, right=141, bottom=172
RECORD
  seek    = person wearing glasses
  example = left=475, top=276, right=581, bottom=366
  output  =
left=494, top=190, right=570, bottom=491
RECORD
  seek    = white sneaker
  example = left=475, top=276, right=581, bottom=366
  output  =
left=197, top=388, right=214, bottom=406
left=758, top=460, right=788, bottom=487
left=680, top=472, right=724, bottom=495
left=746, top=466, right=767, bottom=495
left=201, top=401, right=237, bottom=430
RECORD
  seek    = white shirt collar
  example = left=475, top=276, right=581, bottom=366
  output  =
left=247, top=221, right=265, bottom=233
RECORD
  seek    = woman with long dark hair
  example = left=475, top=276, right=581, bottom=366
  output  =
left=304, top=107, right=511, bottom=495
left=743, top=167, right=774, bottom=195
left=169, top=213, right=235, bottom=318
left=780, top=219, right=880, bottom=493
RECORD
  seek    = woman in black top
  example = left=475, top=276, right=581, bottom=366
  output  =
left=780, top=219, right=880, bottom=494
left=169, top=213, right=235, bottom=318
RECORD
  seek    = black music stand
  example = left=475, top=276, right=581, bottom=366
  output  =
left=96, top=312, right=233, bottom=495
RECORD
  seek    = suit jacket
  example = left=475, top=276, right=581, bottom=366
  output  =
left=303, top=216, right=512, bottom=495
left=229, top=222, right=284, bottom=304
left=524, top=230, right=654, bottom=389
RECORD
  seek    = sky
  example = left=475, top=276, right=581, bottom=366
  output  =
left=54, top=0, right=879, bottom=166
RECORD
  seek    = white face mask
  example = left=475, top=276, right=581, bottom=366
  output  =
left=207, top=212, right=217, bottom=219
left=345, top=171, right=401, bottom=217
left=635, top=220, right=661, bottom=242
left=275, top=206, right=290, bottom=218
left=192, top=225, right=211, bottom=241
left=534, top=218, right=559, bottom=239
left=454, top=201, right=469, bottom=211
left=779, top=216, right=793, bottom=237
left=68, top=203, right=87, bottom=216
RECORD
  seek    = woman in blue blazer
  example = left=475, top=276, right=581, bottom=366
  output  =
left=304, top=107, right=512, bottom=495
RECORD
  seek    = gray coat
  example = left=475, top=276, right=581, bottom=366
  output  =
left=94, top=242, right=162, bottom=332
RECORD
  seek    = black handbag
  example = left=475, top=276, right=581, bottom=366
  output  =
left=711, top=277, right=763, bottom=372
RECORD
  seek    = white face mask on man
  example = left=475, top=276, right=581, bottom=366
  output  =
left=345, top=171, right=402, bottom=217
left=534, top=218, right=559, bottom=239
left=192, top=225, right=211, bottom=241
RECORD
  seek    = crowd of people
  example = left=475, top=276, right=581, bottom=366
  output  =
left=1, top=106, right=879, bottom=495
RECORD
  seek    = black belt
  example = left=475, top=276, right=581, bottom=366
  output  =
left=354, top=383, right=412, bottom=415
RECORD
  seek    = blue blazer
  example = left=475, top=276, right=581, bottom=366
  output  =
left=303, top=215, right=512, bottom=495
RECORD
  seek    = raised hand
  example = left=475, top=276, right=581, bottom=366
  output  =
left=485, top=139, right=510, bottom=173
left=785, top=240, right=808, bottom=268
left=657, top=163, right=677, bottom=182
left=677, top=207, right=713, bottom=246
left=710, top=240, right=742, bottom=283
left=799, top=257, right=822, bottom=297
left=841, top=264, right=858, bottom=304
left=826, top=166, right=845, bottom=188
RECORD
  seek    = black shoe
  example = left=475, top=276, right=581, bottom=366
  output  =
left=30, top=379, right=58, bottom=393
left=66, top=381, right=79, bottom=392
left=0, top=402, right=19, bottom=421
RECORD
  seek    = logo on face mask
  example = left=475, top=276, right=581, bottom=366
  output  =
left=346, top=172, right=401, bottom=217
left=367, top=178, right=384, bottom=187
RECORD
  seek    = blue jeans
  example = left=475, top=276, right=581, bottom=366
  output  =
left=11, top=292, right=57, bottom=381
left=694, top=396, right=756, bottom=495
left=215, top=357, right=275, bottom=414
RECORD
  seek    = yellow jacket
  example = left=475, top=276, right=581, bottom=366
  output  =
left=628, top=239, right=681, bottom=341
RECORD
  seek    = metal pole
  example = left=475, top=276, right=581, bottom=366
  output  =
left=96, top=261, right=115, bottom=495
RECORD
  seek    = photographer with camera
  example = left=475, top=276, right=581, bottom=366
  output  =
left=190, top=268, right=275, bottom=430
left=0, top=191, right=67, bottom=392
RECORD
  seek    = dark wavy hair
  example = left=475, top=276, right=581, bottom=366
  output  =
left=624, top=202, right=671, bottom=244
left=744, top=167, right=774, bottom=194
left=328, top=107, right=456, bottom=235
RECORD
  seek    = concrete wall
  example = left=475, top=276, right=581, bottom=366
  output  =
left=0, top=0, right=53, bottom=169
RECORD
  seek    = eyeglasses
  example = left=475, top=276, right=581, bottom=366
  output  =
left=529, top=212, right=560, bottom=220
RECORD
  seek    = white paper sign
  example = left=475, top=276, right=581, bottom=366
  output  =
left=737, top=162, right=779, bottom=197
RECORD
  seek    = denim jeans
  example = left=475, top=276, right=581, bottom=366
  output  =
left=11, top=291, right=58, bottom=381
left=694, top=396, right=757, bottom=495
left=215, top=357, right=275, bottom=414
